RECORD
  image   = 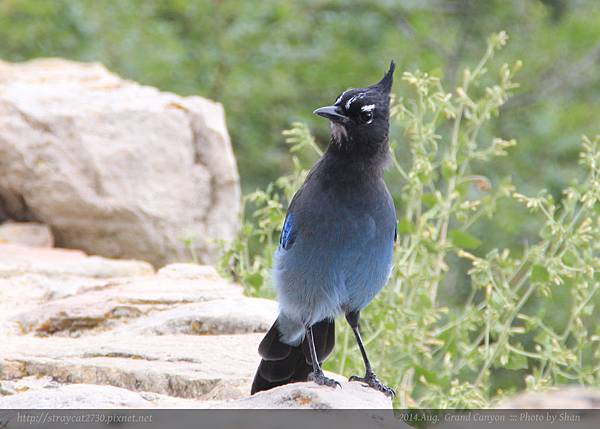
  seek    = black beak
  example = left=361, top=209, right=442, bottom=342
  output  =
left=313, top=105, right=348, bottom=123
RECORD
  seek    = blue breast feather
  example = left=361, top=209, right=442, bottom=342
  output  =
left=280, top=213, right=395, bottom=250
left=280, top=213, right=296, bottom=250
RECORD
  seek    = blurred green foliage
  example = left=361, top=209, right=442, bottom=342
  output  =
left=2, top=0, right=599, bottom=198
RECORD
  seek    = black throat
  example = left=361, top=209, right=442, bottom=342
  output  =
left=325, top=125, right=390, bottom=176
left=319, top=142, right=390, bottom=191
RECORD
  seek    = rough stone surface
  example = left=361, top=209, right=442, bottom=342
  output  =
left=0, top=245, right=395, bottom=409
left=11, top=271, right=249, bottom=336
left=0, top=58, right=241, bottom=267
left=0, top=375, right=58, bottom=396
left=0, top=383, right=215, bottom=409
left=0, top=334, right=263, bottom=400
left=0, top=243, right=154, bottom=336
left=0, top=383, right=151, bottom=409
left=215, top=381, right=393, bottom=409
left=0, top=243, right=153, bottom=278
left=0, top=246, right=255, bottom=407
left=112, top=298, right=278, bottom=336
left=0, top=221, right=54, bottom=247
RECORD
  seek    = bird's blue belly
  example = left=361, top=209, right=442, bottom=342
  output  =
left=273, top=212, right=394, bottom=328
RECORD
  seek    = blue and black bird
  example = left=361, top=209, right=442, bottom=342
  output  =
left=251, top=62, right=397, bottom=398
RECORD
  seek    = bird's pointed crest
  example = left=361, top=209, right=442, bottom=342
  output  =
left=372, top=61, right=395, bottom=93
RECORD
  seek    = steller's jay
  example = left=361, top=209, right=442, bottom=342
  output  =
left=251, top=62, right=397, bottom=398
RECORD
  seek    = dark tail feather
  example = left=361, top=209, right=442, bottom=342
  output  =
left=251, top=318, right=335, bottom=395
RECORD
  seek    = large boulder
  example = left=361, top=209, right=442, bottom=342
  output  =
left=0, top=58, right=240, bottom=267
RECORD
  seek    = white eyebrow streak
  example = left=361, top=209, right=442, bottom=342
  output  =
left=361, top=104, right=375, bottom=112
left=345, top=93, right=365, bottom=110
left=335, top=90, right=350, bottom=105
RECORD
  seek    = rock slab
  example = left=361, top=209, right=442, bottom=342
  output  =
left=1, top=334, right=264, bottom=401
left=220, top=381, right=392, bottom=409
left=0, top=244, right=393, bottom=409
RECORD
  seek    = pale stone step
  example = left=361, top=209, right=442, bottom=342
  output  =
left=0, top=243, right=154, bottom=279
left=5, top=261, right=245, bottom=336
left=12, top=277, right=245, bottom=336
left=0, top=334, right=263, bottom=400
left=215, top=381, right=392, bottom=409
left=110, top=297, right=277, bottom=336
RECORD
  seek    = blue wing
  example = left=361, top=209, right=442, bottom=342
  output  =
left=279, top=213, right=296, bottom=250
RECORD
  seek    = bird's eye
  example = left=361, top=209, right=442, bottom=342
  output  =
left=359, top=110, right=373, bottom=124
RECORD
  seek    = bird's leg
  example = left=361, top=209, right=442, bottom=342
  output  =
left=306, top=325, right=340, bottom=389
left=345, top=311, right=396, bottom=398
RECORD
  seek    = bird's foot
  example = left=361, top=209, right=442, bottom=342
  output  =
left=349, top=370, right=396, bottom=398
left=308, top=370, right=341, bottom=389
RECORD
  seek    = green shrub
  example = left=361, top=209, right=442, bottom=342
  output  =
left=220, top=32, right=600, bottom=408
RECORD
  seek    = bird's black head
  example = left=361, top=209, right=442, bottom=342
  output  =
left=314, top=61, right=395, bottom=159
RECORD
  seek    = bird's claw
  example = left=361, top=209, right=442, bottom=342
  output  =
left=349, top=371, right=396, bottom=398
left=308, top=370, right=341, bottom=389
